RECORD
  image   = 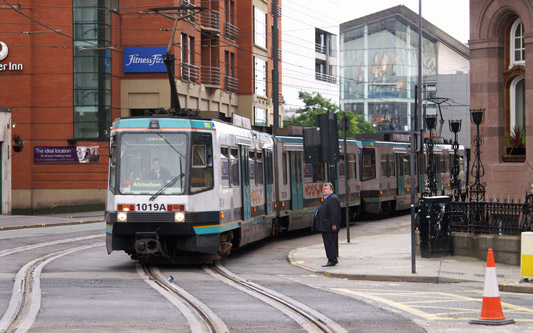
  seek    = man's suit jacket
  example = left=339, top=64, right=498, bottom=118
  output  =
left=313, top=193, right=341, bottom=232
left=146, top=167, right=172, bottom=181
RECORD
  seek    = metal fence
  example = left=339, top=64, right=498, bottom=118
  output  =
left=448, top=196, right=533, bottom=235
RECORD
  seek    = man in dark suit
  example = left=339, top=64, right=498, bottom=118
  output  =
left=146, top=158, right=172, bottom=183
left=313, top=182, right=341, bottom=267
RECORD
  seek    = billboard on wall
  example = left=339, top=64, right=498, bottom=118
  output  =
left=34, top=146, right=100, bottom=164
left=124, top=47, right=167, bottom=73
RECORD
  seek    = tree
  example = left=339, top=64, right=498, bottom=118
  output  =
left=284, top=91, right=374, bottom=138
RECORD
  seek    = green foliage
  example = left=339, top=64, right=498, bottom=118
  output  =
left=13, top=135, right=24, bottom=146
left=284, top=91, right=374, bottom=138
left=506, top=126, right=524, bottom=148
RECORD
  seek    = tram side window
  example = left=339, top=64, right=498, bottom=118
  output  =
left=381, top=154, right=388, bottom=177
left=109, top=138, right=116, bottom=193
left=403, top=155, right=410, bottom=176
left=361, top=148, right=376, bottom=181
left=256, top=151, right=263, bottom=185
left=191, top=143, right=213, bottom=194
left=283, top=152, right=288, bottom=185
left=388, top=154, right=395, bottom=177
left=338, top=155, right=345, bottom=178
left=249, top=150, right=256, bottom=186
left=348, top=153, right=356, bottom=179
left=230, top=148, right=239, bottom=186
left=313, top=163, right=325, bottom=182
left=264, top=150, right=273, bottom=185
left=221, top=147, right=230, bottom=187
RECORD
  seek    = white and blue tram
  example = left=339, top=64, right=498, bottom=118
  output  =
left=105, top=116, right=465, bottom=263
left=105, top=116, right=361, bottom=262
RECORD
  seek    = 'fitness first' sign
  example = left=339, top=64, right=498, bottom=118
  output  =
left=124, top=47, right=167, bottom=73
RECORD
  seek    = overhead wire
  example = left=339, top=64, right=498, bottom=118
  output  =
left=1, top=0, right=471, bottom=110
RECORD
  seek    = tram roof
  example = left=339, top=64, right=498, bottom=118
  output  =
left=111, top=117, right=215, bottom=131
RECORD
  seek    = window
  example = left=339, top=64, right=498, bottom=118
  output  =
left=225, top=51, right=235, bottom=77
left=73, top=2, right=111, bottom=139
left=225, top=0, right=234, bottom=25
left=230, top=148, right=239, bottom=186
left=254, top=107, right=267, bottom=126
left=254, top=57, right=267, bottom=96
left=510, top=76, right=526, bottom=132
left=348, top=154, right=356, bottom=179
left=254, top=7, right=266, bottom=48
left=313, top=163, right=325, bottom=182
left=190, top=133, right=213, bottom=193
left=249, top=150, right=256, bottom=186
left=504, top=18, right=526, bottom=159
left=361, top=148, right=376, bottom=181
left=510, top=19, right=525, bottom=67
left=283, top=152, right=288, bottom=185
left=221, top=147, right=230, bottom=187
left=256, top=151, right=263, bottom=185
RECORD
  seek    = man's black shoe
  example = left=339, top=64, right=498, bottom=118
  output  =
left=322, top=261, right=336, bottom=267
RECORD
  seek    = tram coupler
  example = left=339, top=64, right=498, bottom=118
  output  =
left=135, top=232, right=161, bottom=255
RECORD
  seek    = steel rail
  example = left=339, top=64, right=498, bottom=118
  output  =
left=0, top=234, right=102, bottom=258
left=204, top=261, right=347, bottom=333
left=0, top=242, right=104, bottom=333
left=137, top=265, right=228, bottom=333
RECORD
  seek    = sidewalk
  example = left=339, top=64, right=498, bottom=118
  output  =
left=288, top=214, right=533, bottom=294
left=0, top=211, right=104, bottom=231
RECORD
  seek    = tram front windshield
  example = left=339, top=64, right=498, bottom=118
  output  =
left=118, top=133, right=187, bottom=195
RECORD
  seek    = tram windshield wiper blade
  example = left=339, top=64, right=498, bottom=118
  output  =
left=149, top=172, right=185, bottom=201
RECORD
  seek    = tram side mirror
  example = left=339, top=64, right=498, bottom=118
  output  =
left=109, top=136, right=116, bottom=167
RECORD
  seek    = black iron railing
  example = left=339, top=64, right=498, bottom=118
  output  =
left=449, top=196, right=533, bottom=235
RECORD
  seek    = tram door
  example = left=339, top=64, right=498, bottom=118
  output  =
left=240, top=145, right=251, bottom=220
left=264, top=149, right=273, bottom=215
left=396, top=153, right=405, bottom=196
left=290, top=151, right=303, bottom=210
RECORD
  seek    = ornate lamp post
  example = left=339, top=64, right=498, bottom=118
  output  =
left=469, top=108, right=486, bottom=202
left=449, top=119, right=462, bottom=200
left=425, top=114, right=438, bottom=196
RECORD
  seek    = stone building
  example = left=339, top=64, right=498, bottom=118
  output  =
left=470, top=0, right=532, bottom=200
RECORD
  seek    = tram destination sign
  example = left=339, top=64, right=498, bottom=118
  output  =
left=34, top=146, right=100, bottom=163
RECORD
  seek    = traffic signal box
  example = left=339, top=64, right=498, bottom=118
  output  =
left=303, top=112, right=339, bottom=164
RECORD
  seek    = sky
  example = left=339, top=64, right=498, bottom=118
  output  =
left=338, top=0, right=470, bottom=44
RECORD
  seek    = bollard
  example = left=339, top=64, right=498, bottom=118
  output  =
left=521, top=232, right=533, bottom=280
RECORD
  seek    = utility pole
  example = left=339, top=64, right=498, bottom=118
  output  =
left=272, top=0, right=279, bottom=136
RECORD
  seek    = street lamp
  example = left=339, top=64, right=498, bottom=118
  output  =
left=448, top=119, right=462, bottom=200
left=425, top=114, right=438, bottom=196
left=469, top=108, right=486, bottom=202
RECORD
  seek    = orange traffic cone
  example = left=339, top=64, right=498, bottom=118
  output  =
left=469, top=248, right=515, bottom=325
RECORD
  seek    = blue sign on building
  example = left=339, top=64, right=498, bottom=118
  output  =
left=124, top=47, right=167, bottom=73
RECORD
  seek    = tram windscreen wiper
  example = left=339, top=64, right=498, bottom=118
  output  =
left=157, top=133, right=186, bottom=160
left=149, top=172, right=186, bottom=201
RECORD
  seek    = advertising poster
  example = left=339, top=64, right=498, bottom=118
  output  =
left=34, top=146, right=100, bottom=163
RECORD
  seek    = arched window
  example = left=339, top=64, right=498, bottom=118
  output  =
left=503, top=17, right=526, bottom=159
left=510, top=76, right=526, bottom=132
left=510, top=19, right=525, bottom=67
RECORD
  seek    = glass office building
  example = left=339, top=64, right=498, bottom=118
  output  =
left=340, top=6, right=468, bottom=132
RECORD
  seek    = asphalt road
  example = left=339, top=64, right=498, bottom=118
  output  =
left=1, top=219, right=532, bottom=332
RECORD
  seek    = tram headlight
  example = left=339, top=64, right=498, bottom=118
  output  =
left=117, top=212, right=128, bottom=222
left=175, top=212, right=185, bottom=222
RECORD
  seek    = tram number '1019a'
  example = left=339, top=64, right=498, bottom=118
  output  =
left=136, top=203, right=167, bottom=211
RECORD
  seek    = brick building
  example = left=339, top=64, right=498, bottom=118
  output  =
left=470, top=0, right=532, bottom=200
left=0, top=0, right=281, bottom=213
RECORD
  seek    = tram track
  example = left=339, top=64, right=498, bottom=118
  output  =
left=0, top=242, right=104, bottom=333
left=137, top=264, right=228, bottom=333
left=0, top=234, right=102, bottom=258
left=204, top=261, right=347, bottom=333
